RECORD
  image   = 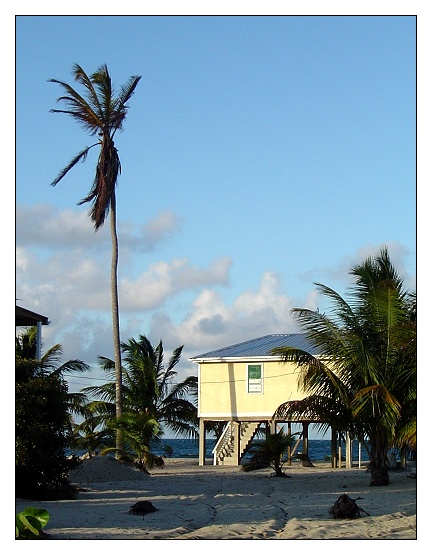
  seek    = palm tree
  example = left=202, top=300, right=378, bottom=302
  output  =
left=68, top=402, right=112, bottom=458
left=83, top=334, right=199, bottom=441
left=16, top=326, right=89, bottom=407
left=49, top=64, right=141, bottom=451
left=102, top=413, right=165, bottom=473
left=272, top=247, right=416, bottom=486
left=242, top=430, right=297, bottom=477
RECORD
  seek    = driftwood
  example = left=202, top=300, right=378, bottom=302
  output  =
left=328, top=494, right=370, bottom=519
left=129, top=500, right=159, bottom=515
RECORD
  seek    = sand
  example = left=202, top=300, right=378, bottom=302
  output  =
left=15, top=456, right=417, bottom=542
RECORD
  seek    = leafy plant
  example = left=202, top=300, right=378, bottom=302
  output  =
left=16, top=507, right=50, bottom=539
left=272, top=247, right=416, bottom=486
left=16, top=328, right=86, bottom=500
left=101, top=412, right=164, bottom=473
left=83, top=335, right=198, bottom=441
left=163, top=444, right=174, bottom=458
left=242, top=430, right=297, bottom=477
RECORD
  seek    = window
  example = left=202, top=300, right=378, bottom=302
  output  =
left=247, top=364, right=263, bottom=393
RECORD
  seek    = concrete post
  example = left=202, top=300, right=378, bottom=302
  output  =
left=302, top=422, right=309, bottom=457
left=199, top=419, right=206, bottom=466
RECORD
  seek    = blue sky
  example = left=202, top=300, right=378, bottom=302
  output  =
left=15, top=15, right=417, bottom=410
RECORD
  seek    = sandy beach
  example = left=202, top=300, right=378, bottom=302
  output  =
left=14, top=456, right=417, bottom=542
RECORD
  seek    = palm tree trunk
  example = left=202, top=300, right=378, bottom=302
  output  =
left=110, top=193, right=123, bottom=452
left=369, top=435, right=389, bottom=486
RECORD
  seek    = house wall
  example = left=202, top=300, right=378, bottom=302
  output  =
left=198, top=359, right=307, bottom=419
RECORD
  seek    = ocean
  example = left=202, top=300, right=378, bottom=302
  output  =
left=150, top=437, right=371, bottom=463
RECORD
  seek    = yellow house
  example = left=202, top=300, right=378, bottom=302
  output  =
left=189, top=333, right=325, bottom=466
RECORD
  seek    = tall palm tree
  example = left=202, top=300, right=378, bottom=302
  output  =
left=49, top=64, right=141, bottom=450
left=83, top=334, right=199, bottom=441
left=272, top=247, right=416, bottom=486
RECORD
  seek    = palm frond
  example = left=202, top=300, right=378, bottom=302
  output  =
left=50, top=146, right=94, bottom=186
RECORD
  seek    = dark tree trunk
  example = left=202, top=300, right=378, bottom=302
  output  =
left=369, top=439, right=389, bottom=486
left=370, top=466, right=390, bottom=486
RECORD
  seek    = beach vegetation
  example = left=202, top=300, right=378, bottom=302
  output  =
left=49, top=64, right=141, bottom=453
left=68, top=403, right=112, bottom=458
left=101, top=413, right=165, bottom=473
left=16, top=327, right=89, bottom=500
left=242, top=430, right=297, bottom=477
left=80, top=335, right=198, bottom=471
left=16, top=507, right=50, bottom=539
left=272, top=247, right=416, bottom=486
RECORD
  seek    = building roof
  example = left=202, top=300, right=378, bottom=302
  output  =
left=189, top=333, right=320, bottom=361
left=15, top=305, right=50, bottom=327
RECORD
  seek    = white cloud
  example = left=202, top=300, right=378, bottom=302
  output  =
left=119, top=209, right=183, bottom=253
left=328, top=242, right=416, bottom=290
left=119, top=257, right=232, bottom=310
left=16, top=204, right=183, bottom=255
left=16, top=204, right=102, bottom=249
left=148, top=271, right=302, bottom=358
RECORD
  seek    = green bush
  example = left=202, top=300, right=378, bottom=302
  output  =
left=15, top=362, right=79, bottom=500
left=16, top=507, right=50, bottom=539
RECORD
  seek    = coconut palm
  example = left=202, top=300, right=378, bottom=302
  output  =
left=102, top=413, right=165, bottom=473
left=68, top=402, right=112, bottom=458
left=82, top=334, right=198, bottom=441
left=272, top=247, right=416, bottom=486
left=49, top=64, right=141, bottom=450
left=16, top=326, right=89, bottom=408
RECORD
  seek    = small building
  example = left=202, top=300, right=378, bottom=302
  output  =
left=190, top=334, right=327, bottom=466
left=16, top=305, right=50, bottom=360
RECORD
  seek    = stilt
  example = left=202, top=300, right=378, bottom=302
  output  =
left=287, top=422, right=292, bottom=466
left=331, top=428, right=337, bottom=468
left=269, top=419, right=276, bottom=434
left=346, top=432, right=352, bottom=468
left=199, top=419, right=206, bottom=466
left=302, top=422, right=309, bottom=458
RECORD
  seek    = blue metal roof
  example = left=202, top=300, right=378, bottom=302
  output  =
left=190, top=333, right=320, bottom=360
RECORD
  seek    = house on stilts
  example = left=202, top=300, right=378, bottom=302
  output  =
left=190, top=334, right=355, bottom=468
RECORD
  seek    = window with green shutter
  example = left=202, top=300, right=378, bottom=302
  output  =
left=247, top=364, right=263, bottom=393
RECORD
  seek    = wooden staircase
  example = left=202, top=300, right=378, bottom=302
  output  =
left=213, top=421, right=261, bottom=465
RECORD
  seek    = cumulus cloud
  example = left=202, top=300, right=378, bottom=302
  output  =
left=119, top=257, right=232, bottom=311
left=148, top=271, right=303, bottom=359
left=328, top=242, right=416, bottom=290
left=119, top=209, right=183, bottom=253
left=16, top=204, right=183, bottom=255
left=296, top=242, right=416, bottom=295
left=16, top=204, right=100, bottom=249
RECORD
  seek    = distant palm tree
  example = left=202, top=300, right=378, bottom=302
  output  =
left=242, top=430, right=296, bottom=477
left=83, top=334, right=198, bottom=440
left=49, top=64, right=141, bottom=451
left=272, top=247, right=416, bottom=486
left=69, top=403, right=112, bottom=458
left=16, top=326, right=89, bottom=408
